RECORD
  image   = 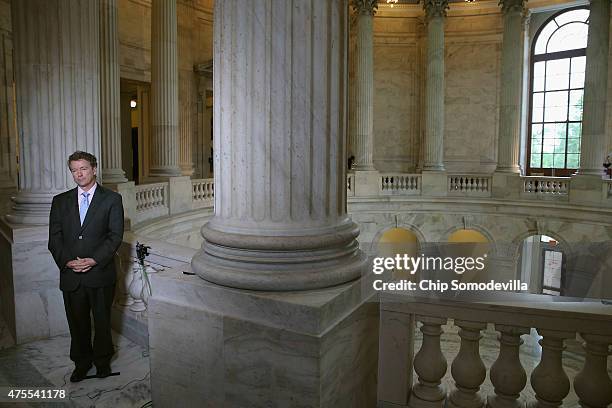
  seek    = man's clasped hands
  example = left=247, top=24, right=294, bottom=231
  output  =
left=67, top=257, right=97, bottom=273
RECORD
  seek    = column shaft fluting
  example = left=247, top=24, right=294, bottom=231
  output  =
left=8, top=0, right=100, bottom=224
left=496, top=0, right=525, bottom=173
left=178, top=4, right=195, bottom=176
left=192, top=0, right=366, bottom=291
left=149, top=0, right=181, bottom=178
left=100, top=0, right=127, bottom=184
left=578, top=0, right=610, bottom=175
left=422, top=0, right=448, bottom=172
left=350, top=0, right=376, bottom=171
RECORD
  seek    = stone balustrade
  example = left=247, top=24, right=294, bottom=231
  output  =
left=134, top=182, right=169, bottom=223
left=378, top=291, right=612, bottom=408
left=448, top=175, right=491, bottom=197
left=523, top=177, right=570, bottom=198
left=191, top=178, right=214, bottom=209
left=381, top=174, right=421, bottom=195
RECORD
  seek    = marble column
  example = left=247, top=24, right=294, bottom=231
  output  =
left=178, top=3, right=195, bottom=177
left=100, top=0, right=128, bottom=184
left=7, top=0, right=100, bottom=224
left=422, top=0, right=448, bottom=172
left=496, top=0, right=526, bottom=174
left=149, top=0, right=181, bottom=178
left=350, top=0, right=376, bottom=171
left=577, top=0, right=610, bottom=175
left=192, top=0, right=367, bottom=290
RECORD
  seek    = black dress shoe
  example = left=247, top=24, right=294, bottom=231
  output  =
left=96, top=365, right=112, bottom=378
left=70, top=364, right=92, bottom=383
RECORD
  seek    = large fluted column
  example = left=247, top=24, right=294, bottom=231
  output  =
left=100, top=0, right=127, bottom=184
left=7, top=0, right=100, bottom=224
left=577, top=0, right=610, bottom=175
left=178, top=3, right=195, bottom=176
left=149, top=0, right=181, bottom=178
left=422, top=0, right=448, bottom=172
left=496, top=0, right=526, bottom=173
left=192, top=0, right=366, bottom=291
left=350, top=0, right=376, bottom=171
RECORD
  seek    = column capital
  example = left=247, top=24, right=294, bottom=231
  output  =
left=499, top=0, right=526, bottom=15
left=423, top=0, right=449, bottom=20
left=352, top=0, right=377, bottom=15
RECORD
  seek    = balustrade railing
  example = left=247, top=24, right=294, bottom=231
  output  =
left=380, top=174, right=421, bottom=195
left=448, top=175, right=491, bottom=196
left=134, top=182, right=169, bottom=223
left=522, top=177, right=569, bottom=197
left=192, top=178, right=214, bottom=209
left=378, top=292, right=612, bottom=408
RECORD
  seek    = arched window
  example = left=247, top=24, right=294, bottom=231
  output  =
left=527, top=8, right=589, bottom=176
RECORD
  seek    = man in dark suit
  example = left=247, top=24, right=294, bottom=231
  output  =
left=48, top=151, right=124, bottom=382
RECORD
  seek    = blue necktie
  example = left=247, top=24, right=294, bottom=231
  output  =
left=79, top=192, right=90, bottom=225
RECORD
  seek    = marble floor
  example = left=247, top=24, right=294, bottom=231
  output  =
left=0, top=314, right=609, bottom=407
left=0, top=315, right=151, bottom=408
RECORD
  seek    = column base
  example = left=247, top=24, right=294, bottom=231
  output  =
left=0, top=219, right=69, bottom=344
left=354, top=170, right=380, bottom=196
left=179, top=164, right=194, bottom=177
left=101, top=168, right=128, bottom=184
left=149, top=166, right=182, bottom=178
left=148, top=269, right=379, bottom=407
left=4, top=191, right=58, bottom=225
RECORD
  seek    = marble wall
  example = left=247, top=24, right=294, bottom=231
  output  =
left=444, top=13, right=502, bottom=173
left=349, top=199, right=612, bottom=300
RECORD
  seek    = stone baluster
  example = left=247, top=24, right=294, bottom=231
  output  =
left=149, top=0, right=181, bottom=177
left=573, top=334, right=612, bottom=408
left=422, top=0, right=448, bottom=172
left=349, top=0, right=376, bottom=171
left=448, top=320, right=487, bottom=408
left=487, top=325, right=530, bottom=408
left=99, top=0, right=127, bottom=184
left=192, top=0, right=366, bottom=290
left=409, top=316, right=448, bottom=408
left=528, top=329, right=572, bottom=408
left=577, top=0, right=610, bottom=175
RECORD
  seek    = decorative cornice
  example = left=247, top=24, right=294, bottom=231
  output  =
left=352, top=0, right=378, bottom=15
left=499, top=0, right=526, bottom=14
left=423, top=0, right=449, bottom=19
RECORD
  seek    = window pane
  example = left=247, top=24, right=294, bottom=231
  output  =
left=542, top=153, right=554, bottom=167
left=533, top=92, right=544, bottom=108
left=535, top=21, right=558, bottom=55
left=531, top=138, right=542, bottom=153
left=534, top=62, right=545, bottom=92
left=544, top=91, right=568, bottom=122
left=532, top=124, right=543, bottom=138
left=544, top=123, right=565, bottom=139
left=554, top=140, right=566, bottom=153
left=569, top=90, right=584, bottom=121
left=531, top=153, right=542, bottom=168
left=547, top=23, right=589, bottom=53
left=567, top=153, right=580, bottom=168
left=568, top=122, right=581, bottom=138
left=553, top=154, right=565, bottom=168
left=543, top=138, right=555, bottom=153
left=533, top=107, right=544, bottom=122
left=571, top=56, right=586, bottom=73
left=567, top=138, right=581, bottom=153
left=570, top=72, right=585, bottom=88
left=554, top=10, right=589, bottom=26
left=546, top=59, right=570, bottom=91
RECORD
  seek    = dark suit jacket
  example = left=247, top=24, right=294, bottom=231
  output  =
left=48, top=184, right=124, bottom=292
